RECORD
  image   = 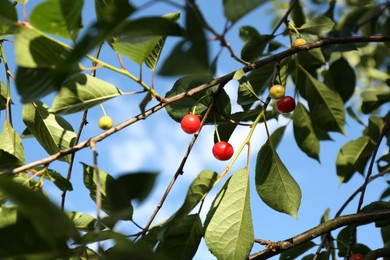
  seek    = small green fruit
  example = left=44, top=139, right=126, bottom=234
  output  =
left=98, top=115, right=113, bottom=130
left=269, top=84, right=286, bottom=100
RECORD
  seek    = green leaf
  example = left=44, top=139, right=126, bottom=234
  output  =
left=255, top=140, right=302, bottom=217
left=324, top=57, right=356, bottom=102
left=165, top=74, right=231, bottom=124
left=0, top=175, right=79, bottom=246
left=0, top=80, right=7, bottom=110
left=234, top=68, right=260, bottom=106
left=223, top=0, right=266, bottom=23
left=361, top=90, right=390, bottom=114
left=159, top=5, right=208, bottom=76
left=247, top=62, right=276, bottom=96
left=156, top=214, right=203, bottom=260
left=240, top=31, right=274, bottom=62
left=205, top=168, right=254, bottom=260
left=0, top=0, right=18, bottom=36
left=108, top=172, right=157, bottom=212
left=336, top=136, right=375, bottom=183
left=67, top=211, right=96, bottom=232
left=111, top=12, right=181, bottom=68
left=293, top=103, right=320, bottom=161
left=270, top=125, right=287, bottom=149
left=177, top=170, right=218, bottom=216
left=280, top=241, right=316, bottom=260
left=45, top=168, right=73, bottom=191
left=30, top=0, right=83, bottom=40
left=82, top=163, right=117, bottom=218
left=0, top=121, right=25, bottom=165
left=51, top=73, right=122, bottom=114
left=95, top=0, right=134, bottom=24
left=291, top=0, right=306, bottom=27
left=15, top=27, right=69, bottom=68
left=22, top=101, right=76, bottom=163
left=300, top=65, right=345, bottom=133
left=298, top=16, right=335, bottom=36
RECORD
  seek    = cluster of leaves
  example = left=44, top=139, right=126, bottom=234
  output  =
left=0, top=0, right=389, bottom=259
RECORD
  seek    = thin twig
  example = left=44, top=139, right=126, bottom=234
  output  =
left=271, top=0, right=298, bottom=36
left=249, top=210, right=390, bottom=259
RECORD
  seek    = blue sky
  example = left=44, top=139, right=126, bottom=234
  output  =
left=4, top=1, right=389, bottom=259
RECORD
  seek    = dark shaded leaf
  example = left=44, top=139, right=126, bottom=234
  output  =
left=223, top=0, right=266, bottom=23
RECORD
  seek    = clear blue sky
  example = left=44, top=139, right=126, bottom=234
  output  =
left=4, top=1, right=388, bottom=259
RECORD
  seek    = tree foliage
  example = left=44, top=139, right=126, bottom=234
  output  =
left=0, top=0, right=389, bottom=259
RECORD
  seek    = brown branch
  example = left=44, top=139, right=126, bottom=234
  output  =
left=9, top=35, right=390, bottom=175
left=249, top=210, right=390, bottom=260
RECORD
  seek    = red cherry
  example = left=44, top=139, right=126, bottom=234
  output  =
left=212, top=141, right=234, bottom=161
left=349, top=253, right=364, bottom=260
left=181, top=114, right=201, bottom=134
left=276, top=96, right=296, bottom=114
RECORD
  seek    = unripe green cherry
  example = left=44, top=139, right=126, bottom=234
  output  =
left=98, top=115, right=113, bottom=130
left=269, top=84, right=285, bottom=100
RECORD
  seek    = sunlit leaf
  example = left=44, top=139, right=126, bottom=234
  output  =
left=234, top=68, right=260, bottom=106
left=298, top=16, right=335, bottom=36
left=0, top=0, right=18, bottom=36
left=361, top=90, right=390, bottom=114
left=223, top=0, right=266, bottom=23
left=300, top=65, right=345, bottom=134
left=30, top=0, right=83, bottom=40
left=51, top=73, right=122, bottom=114
left=22, top=101, right=76, bottom=163
left=205, top=168, right=254, bottom=260
left=293, top=103, right=320, bottom=161
left=0, top=121, right=25, bottom=165
left=336, top=136, right=375, bottom=183
left=67, top=212, right=96, bottom=232
left=255, top=140, right=302, bottom=217
left=156, top=214, right=203, bottom=260
left=0, top=81, right=7, bottom=110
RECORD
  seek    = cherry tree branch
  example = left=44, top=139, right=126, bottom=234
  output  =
left=249, top=210, right=390, bottom=260
left=9, top=35, right=390, bottom=175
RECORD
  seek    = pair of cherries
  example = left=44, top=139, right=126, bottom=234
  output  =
left=180, top=114, right=233, bottom=161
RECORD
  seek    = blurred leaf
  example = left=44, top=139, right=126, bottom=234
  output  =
left=380, top=181, right=390, bottom=200
left=324, top=57, right=356, bottom=103
left=240, top=32, right=274, bottom=62
left=234, top=68, right=260, bottom=106
left=156, top=214, right=203, bottom=260
left=0, top=150, right=23, bottom=174
left=67, top=211, right=96, bottom=232
left=280, top=241, right=316, bottom=260
left=301, top=65, right=345, bottom=134
left=51, top=73, right=122, bottom=114
left=291, top=0, right=306, bottom=27
left=297, top=46, right=326, bottom=65
left=205, top=168, right=254, bottom=260
left=95, top=0, right=134, bottom=24
left=255, top=139, right=302, bottom=217
left=365, top=116, right=385, bottom=143
left=293, top=103, right=320, bottom=161
left=22, top=101, right=76, bottom=163
left=30, top=0, right=83, bottom=41
left=223, top=0, right=266, bottom=23
left=0, top=175, right=79, bottom=247
left=108, top=172, right=157, bottom=211
left=0, top=121, right=25, bottom=165
left=159, top=4, right=208, bottom=75
left=165, top=74, right=231, bottom=124
left=82, top=163, right=119, bottom=218
left=346, top=107, right=366, bottom=126
left=336, top=136, right=375, bottom=183
left=361, top=90, right=390, bottom=114
left=298, top=16, right=335, bottom=36
left=361, top=201, right=390, bottom=227
left=0, top=0, right=18, bottom=36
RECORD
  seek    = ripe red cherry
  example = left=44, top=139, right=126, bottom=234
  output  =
left=276, top=96, right=296, bottom=114
left=212, top=141, right=234, bottom=161
left=349, top=253, right=364, bottom=260
left=181, top=114, right=201, bottom=134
